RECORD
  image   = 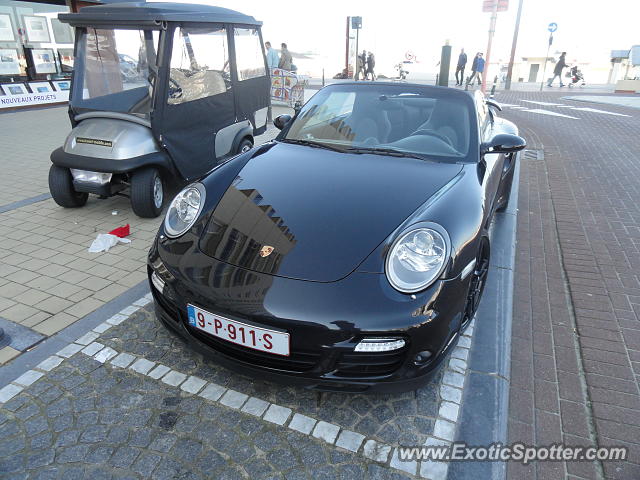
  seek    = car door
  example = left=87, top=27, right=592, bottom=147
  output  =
left=475, top=93, right=505, bottom=220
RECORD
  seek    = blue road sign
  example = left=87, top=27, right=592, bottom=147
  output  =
left=548, top=22, right=558, bottom=33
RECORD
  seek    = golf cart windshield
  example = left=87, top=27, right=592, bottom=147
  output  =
left=72, top=28, right=158, bottom=116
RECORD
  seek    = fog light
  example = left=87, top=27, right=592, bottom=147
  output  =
left=70, top=169, right=112, bottom=185
left=151, top=270, right=165, bottom=293
left=354, top=338, right=405, bottom=352
left=414, top=350, right=433, bottom=365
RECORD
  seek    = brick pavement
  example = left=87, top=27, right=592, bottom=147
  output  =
left=498, top=91, right=640, bottom=480
left=0, top=106, right=286, bottom=362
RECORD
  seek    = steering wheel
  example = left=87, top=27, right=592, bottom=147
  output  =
left=168, top=77, right=183, bottom=99
left=410, top=129, right=453, bottom=147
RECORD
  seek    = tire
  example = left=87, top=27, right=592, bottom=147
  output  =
left=130, top=167, right=164, bottom=218
left=48, top=165, right=88, bottom=208
left=461, top=237, right=490, bottom=330
left=237, top=137, right=253, bottom=155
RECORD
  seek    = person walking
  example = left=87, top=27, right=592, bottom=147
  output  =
left=466, top=52, right=484, bottom=87
left=366, top=51, right=376, bottom=81
left=356, top=50, right=367, bottom=80
left=278, top=43, right=292, bottom=71
left=264, top=41, right=279, bottom=71
left=455, top=48, right=467, bottom=86
left=547, top=52, right=567, bottom=87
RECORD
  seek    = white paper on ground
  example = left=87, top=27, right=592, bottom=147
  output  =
left=88, top=233, right=131, bottom=253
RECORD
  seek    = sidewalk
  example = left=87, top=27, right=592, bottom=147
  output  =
left=495, top=90, right=640, bottom=480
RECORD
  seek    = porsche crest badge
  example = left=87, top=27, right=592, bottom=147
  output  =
left=259, top=245, right=275, bottom=258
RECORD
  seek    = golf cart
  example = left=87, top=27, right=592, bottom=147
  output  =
left=49, top=2, right=271, bottom=217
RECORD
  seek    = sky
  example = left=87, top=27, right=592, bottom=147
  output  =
left=160, top=0, right=640, bottom=78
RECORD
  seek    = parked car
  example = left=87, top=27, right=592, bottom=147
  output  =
left=49, top=2, right=271, bottom=217
left=148, top=82, right=525, bottom=392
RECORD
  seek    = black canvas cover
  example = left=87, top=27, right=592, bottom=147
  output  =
left=235, top=75, right=270, bottom=132
left=160, top=89, right=236, bottom=181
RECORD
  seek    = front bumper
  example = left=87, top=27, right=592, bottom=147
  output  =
left=148, top=237, right=472, bottom=393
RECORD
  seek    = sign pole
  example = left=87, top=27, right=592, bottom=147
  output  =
left=504, top=0, right=524, bottom=90
left=539, top=23, right=557, bottom=91
left=481, top=0, right=499, bottom=93
left=345, top=17, right=349, bottom=77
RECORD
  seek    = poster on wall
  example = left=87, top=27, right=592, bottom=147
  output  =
left=58, top=48, right=74, bottom=73
left=29, top=81, right=53, bottom=93
left=0, top=49, right=20, bottom=75
left=52, top=80, right=71, bottom=92
left=1, top=83, right=28, bottom=96
left=23, top=15, right=51, bottom=43
left=32, top=48, right=57, bottom=74
left=0, top=14, right=15, bottom=42
left=51, top=18, right=73, bottom=44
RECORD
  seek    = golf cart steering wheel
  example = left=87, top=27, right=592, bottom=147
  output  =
left=168, top=77, right=183, bottom=99
left=410, top=129, right=454, bottom=147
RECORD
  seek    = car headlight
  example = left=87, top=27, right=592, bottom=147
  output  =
left=385, top=225, right=450, bottom=293
left=163, top=183, right=206, bottom=238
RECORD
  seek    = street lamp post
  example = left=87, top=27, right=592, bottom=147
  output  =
left=505, top=0, right=524, bottom=90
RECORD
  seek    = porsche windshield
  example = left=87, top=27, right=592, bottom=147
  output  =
left=284, top=85, right=474, bottom=159
left=73, top=28, right=159, bottom=116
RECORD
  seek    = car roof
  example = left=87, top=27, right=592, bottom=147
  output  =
left=59, top=2, right=261, bottom=27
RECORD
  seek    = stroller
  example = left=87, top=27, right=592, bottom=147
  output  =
left=567, top=66, right=585, bottom=87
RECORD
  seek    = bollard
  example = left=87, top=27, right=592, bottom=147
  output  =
left=322, top=68, right=325, bottom=87
left=435, top=74, right=439, bottom=86
left=490, top=75, right=498, bottom=97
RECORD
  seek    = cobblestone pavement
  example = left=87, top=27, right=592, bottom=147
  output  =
left=0, top=294, right=479, bottom=479
left=0, top=106, right=287, bottom=361
left=496, top=91, right=640, bottom=480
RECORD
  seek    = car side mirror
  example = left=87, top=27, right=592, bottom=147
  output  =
left=481, top=133, right=526, bottom=155
left=273, top=114, right=292, bottom=130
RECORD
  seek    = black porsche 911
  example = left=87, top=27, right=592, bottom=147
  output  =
left=148, top=82, right=525, bottom=393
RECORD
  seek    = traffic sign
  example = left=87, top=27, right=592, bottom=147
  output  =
left=482, top=0, right=508, bottom=12
left=351, top=16, right=362, bottom=30
left=548, top=22, right=558, bottom=33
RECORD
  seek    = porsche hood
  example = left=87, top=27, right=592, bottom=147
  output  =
left=199, top=143, right=462, bottom=282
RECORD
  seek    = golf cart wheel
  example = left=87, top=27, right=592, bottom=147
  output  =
left=130, top=167, right=164, bottom=218
left=237, top=138, right=253, bottom=154
left=48, top=165, right=88, bottom=208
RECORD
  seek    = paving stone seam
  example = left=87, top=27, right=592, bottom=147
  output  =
left=0, top=294, right=478, bottom=480
left=541, top=143, right=610, bottom=480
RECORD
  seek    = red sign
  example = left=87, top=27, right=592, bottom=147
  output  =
left=482, top=0, right=508, bottom=12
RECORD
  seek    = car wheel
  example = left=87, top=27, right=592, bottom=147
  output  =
left=237, top=138, right=253, bottom=155
left=461, top=238, right=490, bottom=330
left=130, top=167, right=164, bottom=218
left=48, top=165, right=88, bottom=208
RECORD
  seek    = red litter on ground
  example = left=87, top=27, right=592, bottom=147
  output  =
left=108, top=224, right=130, bottom=238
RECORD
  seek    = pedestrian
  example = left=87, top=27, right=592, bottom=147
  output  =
left=466, top=52, right=484, bottom=87
left=264, top=41, right=279, bottom=71
left=455, top=48, right=467, bottom=86
left=356, top=50, right=367, bottom=80
left=278, top=43, right=292, bottom=71
left=547, top=52, right=567, bottom=87
left=366, top=51, right=376, bottom=81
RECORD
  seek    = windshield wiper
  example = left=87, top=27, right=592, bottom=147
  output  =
left=346, top=146, right=425, bottom=160
left=280, top=138, right=347, bottom=152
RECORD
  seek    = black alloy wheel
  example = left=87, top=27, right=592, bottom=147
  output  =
left=461, top=238, right=490, bottom=330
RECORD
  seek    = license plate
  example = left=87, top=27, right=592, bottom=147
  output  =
left=187, top=304, right=290, bottom=356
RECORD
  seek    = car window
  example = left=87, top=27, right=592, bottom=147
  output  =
left=168, top=26, right=231, bottom=104
left=284, top=87, right=472, bottom=159
left=234, top=28, right=266, bottom=81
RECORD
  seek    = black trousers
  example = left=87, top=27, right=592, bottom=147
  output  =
left=455, top=65, right=465, bottom=85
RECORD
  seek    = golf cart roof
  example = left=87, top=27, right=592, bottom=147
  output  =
left=59, top=2, right=262, bottom=27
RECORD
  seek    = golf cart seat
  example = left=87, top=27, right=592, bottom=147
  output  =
left=168, top=69, right=228, bottom=104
